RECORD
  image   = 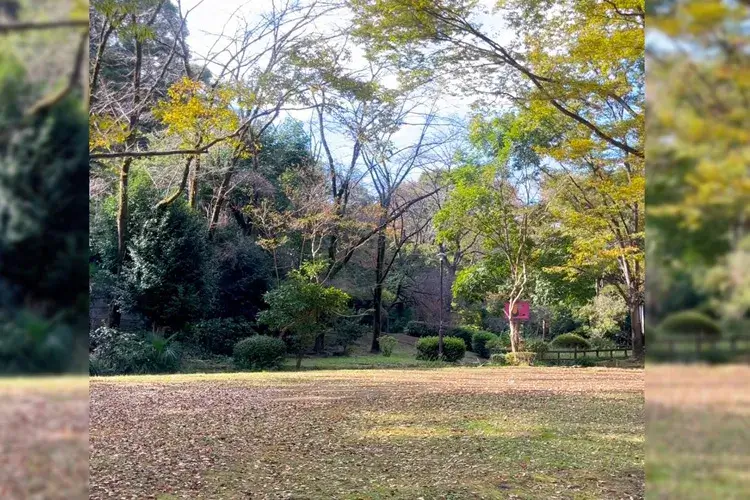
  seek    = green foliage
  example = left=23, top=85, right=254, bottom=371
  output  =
left=575, top=285, right=628, bottom=339
left=504, top=352, right=536, bottom=367
left=446, top=326, right=475, bottom=350
left=526, top=340, right=549, bottom=355
left=123, top=201, right=210, bottom=331
left=232, top=335, right=286, bottom=371
left=550, top=333, right=591, bottom=349
left=257, top=261, right=349, bottom=368
left=209, top=228, right=274, bottom=320
left=588, top=337, right=617, bottom=350
left=489, top=353, right=507, bottom=365
left=0, top=310, right=80, bottom=374
left=379, top=335, right=398, bottom=357
left=187, top=317, right=256, bottom=356
left=415, top=336, right=466, bottom=362
left=472, top=331, right=497, bottom=359
left=659, top=310, right=721, bottom=337
left=698, top=348, right=731, bottom=365
left=89, top=327, right=182, bottom=375
left=0, top=54, right=88, bottom=314
left=485, top=335, right=511, bottom=354
left=404, top=321, right=438, bottom=338
left=329, top=316, right=368, bottom=354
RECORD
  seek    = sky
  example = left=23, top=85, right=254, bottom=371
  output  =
left=178, top=0, right=513, bottom=174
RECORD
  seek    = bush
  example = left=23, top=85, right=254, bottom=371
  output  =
left=504, top=352, right=536, bottom=366
left=330, top=316, right=368, bottom=354
left=0, top=311, right=79, bottom=374
left=89, top=328, right=182, bottom=375
left=659, top=310, right=721, bottom=337
left=588, top=337, right=617, bottom=349
left=379, top=335, right=398, bottom=357
left=187, top=317, right=256, bottom=355
left=233, top=335, right=286, bottom=371
left=472, top=331, right=497, bottom=358
left=415, top=336, right=466, bottom=362
left=698, top=348, right=730, bottom=365
left=526, top=340, right=549, bottom=355
left=404, top=321, right=439, bottom=337
left=447, top=326, right=475, bottom=349
left=486, top=335, right=510, bottom=354
left=490, top=353, right=506, bottom=365
left=574, top=357, right=597, bottom=367
left=550, top=333, right=591, bottom=349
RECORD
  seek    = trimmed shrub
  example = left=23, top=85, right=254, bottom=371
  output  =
left=447, top=326, right=475, bottom=350
left=505, top=352, right=536, bottom=366
left=415, top=336, right=466, bottom=362
left=550, top=333, right=591, bottom=349
left=233, top=335, right=286, bottom=371
left=380, top=335, right=398, bottom=357
left=187, top=317, right=256, bottom=355
left=659, top=310, right=721, bottom=337
left=472, top=331, right=497, bottom=358
left=405, top=321, right=439, bottom=338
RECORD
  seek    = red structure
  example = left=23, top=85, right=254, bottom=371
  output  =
left=504, top=301, right=530, bottom=321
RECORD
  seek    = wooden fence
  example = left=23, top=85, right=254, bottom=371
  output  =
left=494, top=347, right=633, bottom=360
left=651, top=335, right=750, bottom=355
left=540, top=348, right=633, bottom=360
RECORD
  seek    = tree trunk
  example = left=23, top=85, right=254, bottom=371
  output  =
left=314, top=332, right=325, bottom=353
left=630, top=301, right=644, bottom=358
left=208, top=164, right=235, bottom=239
left=188, top=155, right=200, bottom=209
left=296, top=352, right=303, bottom=370
left=107, top=157, right=133, bottom=327
left=371, top=228, right=386, bottom=353
left=509, top=319, right=521, bottom=353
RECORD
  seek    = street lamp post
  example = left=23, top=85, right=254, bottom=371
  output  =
left=437, top=251, right=446, bottom=357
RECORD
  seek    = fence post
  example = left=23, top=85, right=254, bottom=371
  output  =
left=557, top=351, right=561, bottom=361
left=596, top=349, right=599, bottom=359
left=610, top=349, right=614, bottom=359
left=574, top=346, right=577, bottom=360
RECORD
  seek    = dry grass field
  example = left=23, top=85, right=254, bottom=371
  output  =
left=90, top=367, right=643, bottom=499
left=0, top=377, right=89, bottom=499
left=647, top=364, right=750, bottom=499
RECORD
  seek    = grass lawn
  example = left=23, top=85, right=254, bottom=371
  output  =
left=90, top=367, right=644, bottom=499
left=647, top=364, right=750, bottom=499
left=0, top=376, right=89, bottom=499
